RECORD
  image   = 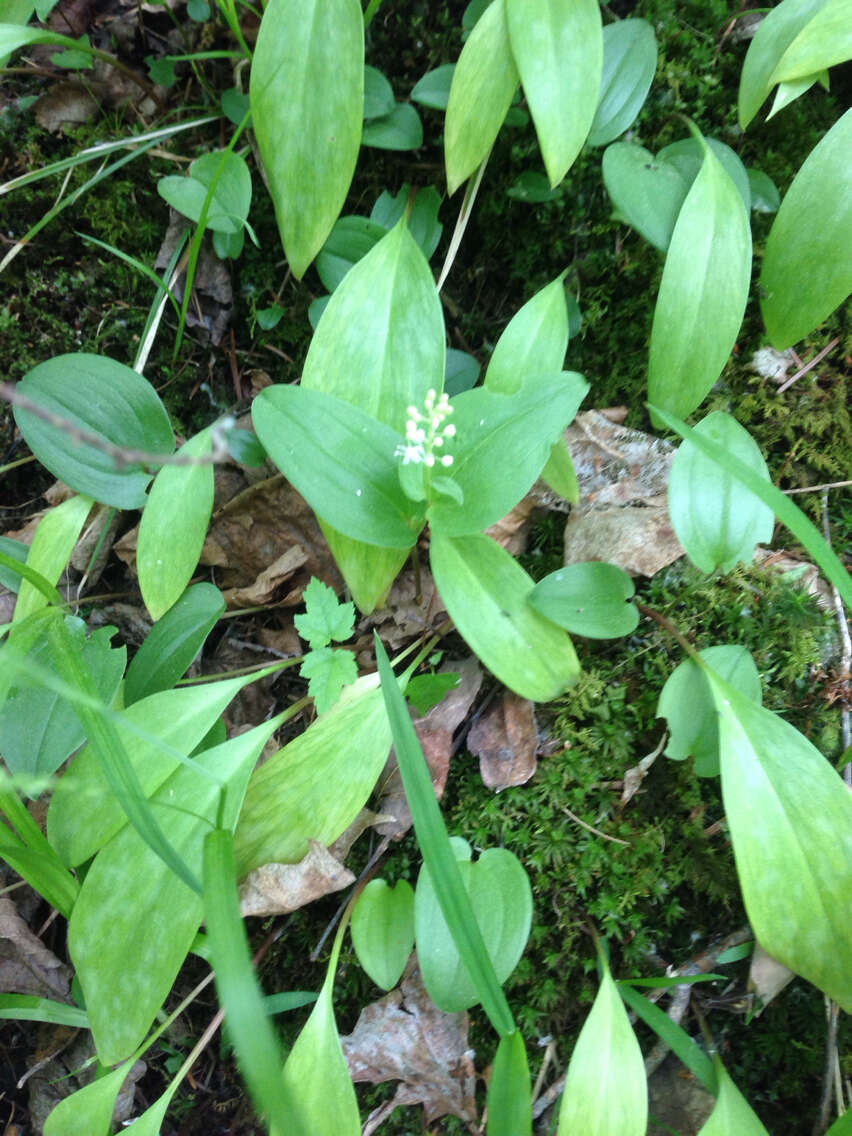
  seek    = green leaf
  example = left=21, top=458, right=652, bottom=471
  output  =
left=746, top=168, right=781, bottom=213
left=697, top=1060, right=770, bottom=1135
left=0, top=536, right=28, bottom=592
left=528, top=562, right=638, bottom=639
left=0, top=22, right=79, bottom=58
left=558, top=952, right=647, bottom=1136
left=137, top=427, right=215, bottom=621
left=657, top=135, right=751, bottom=213
left=47, top=671, right=267, bottom=866
left=767, top=69, right=827, bottom=119
left=374, top=636, right=515, bottom=1036
left=299, top=647, right=358, bottom=714
left=315, top=216, right=388, bottom=292
left=124, top=583, right=225, bottom=705
left=647, top=130, right=751, bottom=423
left=69, top=718, right=274, bottom=1064
left=319, top=526, right=408, bottom=614
left=294, top=577, right=356, bottom=647
left=157, top=151, right=251, bottom=235
left=234, top=678, right=391, bottom=876
left=505, top=0, right=602, bottom=186
left=250, top=0, right=364, bottom=277
left=704, top=667, right=852, bottom=1011
left=411, top=62, right=455, bottom=109
left=363, top=64, right=394, bottom=119
left=43, top=1057, right=137, bottom=1136
left=0, top=994, right=88, bottom=1029
left=668, top=412, right=774, bottom=574
left=351, top=878, right=415, bottom=990
left=203, top=829, right=291, bottom=1133
left=278, top=920, right=360, bottom=1136
left=487, top=1030, right=532, bottom=1136
left=445, top=0, right=519, bottom=194
left=428, top=374, right=588, bottom=537
left=768, top=0, right=852, bottom=84
left=370, top=184, right=443, bottom=261
left=415, top=839, right=532, bottom=1012
left=485, top=274, right=569, bottom=395
left=827, top=1110, right=852, bottom=1136
left=759, top=107, right=852, bottom=349
left=657, top=645, right=762, bottom=778
left=601, top=141, right=691, bottom=252
left=252, top=385, right=423, bottom=549
left=405, top=671, right=460, bottom=715
left=362, top=102, right=423, bottom=150
left=588, top=19, right=657, bottom=147
left=0, top=620, right=124, bottom=780
left=13, top=354, right=174, bottom=509
left=617, top=981, right=716, bottom=1093
left=738, top=0, right=831, bottom=128
left=540, top=442, right=579, bottom=503
left=506, top=170, right=561, bottom=202
left=430, top=532, right=580, bottom=701
left=13, top=493, right=92, bottom=622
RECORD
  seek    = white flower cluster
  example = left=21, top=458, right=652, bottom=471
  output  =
left=396, top=389, right=456, bottom=468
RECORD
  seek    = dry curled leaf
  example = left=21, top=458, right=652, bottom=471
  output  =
left=0, top=897, right=71, bottom=1000
left=239, top=840, right=355, bottom=917
left=341, top=965, right=477, bottom=1134
left=468, top=691, right=538, bottom=790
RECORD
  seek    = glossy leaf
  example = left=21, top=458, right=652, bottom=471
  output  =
left=234, top=678, right=391, bottom=876
left=252, top=385, right=423, bottom=549
left=738, top=0, right=831, bottom=128
left=430, top=532, right=580, bottom=701
left=69, top=718, right=273, bottom=1064
left=505, top=0, right=602, bottom=186
left=760, top=108, right=852, bottom=348
left=362, top=102, right=423, bottom=150
left=487, top=1030, right=532, bottom=1136
left=13, top=354, right=174, bottom=509
left=250, top=0, right=364, bottom=277
left=485, top=275, right=569, bottom=395
left=705, top=667, right=852, bottom=1011
left=647, top=132, right=751, bottom=422
left=445, top=0, right=519, bottom=194
left=137, top=426, right=214, bottom=621
left=528, top=561, right=638, bottom=639
left=13, top=492, right=91, bottom=622
left=124, top=582, right=224, bottom=705
left=588, top=18, right=657, bottom=147
left=428, top=373, right=588, bottom=536
left=415, top=838, right=532, bottom=1012
left=411, top=62, right=455, bottom=108
left=768, top=0, right=852, bottom=84
left=657, top=645, right=762, bottom=778
left=668, top=411, right=774, bottom=573
left=351, top=878, right=415, bottom=990
left=557, top=953, right=647, bottom=1136
left=697, top=1061, right=770, bottom=1135
left=278, top=921, right=360, bottom=1136
left=601, top=141, right=691, bottom=252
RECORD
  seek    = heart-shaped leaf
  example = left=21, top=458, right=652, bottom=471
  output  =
left=415, top=837, right=532, bottom=1012
left=411, top=63, right=455, bottom=109
left=528, top=561, right=638, bottom=639
left=602, top=141, right=691, bottom=252
left=351, top=878, right=415, bottom=990
left=588, top=18, right=657, bottom=147
left=157, top=151, right=251, bottom=235
left=657, top=135, right=751, bottom=212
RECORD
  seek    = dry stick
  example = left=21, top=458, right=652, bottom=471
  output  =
left=813, top=998, right=841, bottom=1136
left=777, top=336, right=841, bottom=394
left=785, top=480, right=852, bottom=495
left=436, top=153, right=490, bottom=294
left=820, top=492, right=852, bottom=782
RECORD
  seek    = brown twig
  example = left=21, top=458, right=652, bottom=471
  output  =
left=777, top=336, right=840, bottom=394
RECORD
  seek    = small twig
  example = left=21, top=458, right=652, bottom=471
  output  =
left=561, top=805, right=630, bottom=846
left=436, top=152, right=490, bottom=293
left=784, top=480, right=852, bottom=495
left=821, top=493, right=852, bottom=779
left=777, top=336, right=840, bottom=394
left=813, top=999, right=841, bottom=1136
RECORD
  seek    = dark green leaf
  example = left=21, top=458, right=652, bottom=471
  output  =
left=256, top=304, right=284, bottom=330
left=657, top=135, right=751, bottom=213
left=746, top=167, right=781, bottom=213
left=363, top=64, right=394, bottom=119
left=411, top=63, right=455, bottom=109
left=362, top=102, right=423, bottom=150
left=444, top=348, right=480, bottom=395
left=315, top=216, right=388, bottom=292
left=404, top=672, right=460, bottom=715
left=370, top=184, right=443, bottom=260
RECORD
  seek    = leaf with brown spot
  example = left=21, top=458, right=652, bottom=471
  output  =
left=468, top=692, right=539, bottom=790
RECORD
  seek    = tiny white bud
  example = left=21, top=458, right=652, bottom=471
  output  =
left=433, top=435, right=444, bottom=446
left=443, top=423, right=456, bottom=437
left=440, top=454, right=454, bottom=467
left=425, top=453, right=436, bottom=467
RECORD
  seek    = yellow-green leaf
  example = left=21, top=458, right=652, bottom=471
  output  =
left=697, top=1060, right=770, bottom=1135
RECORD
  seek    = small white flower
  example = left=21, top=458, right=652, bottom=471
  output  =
left=440, top=454, right=454, bottom=467
left=396, top=391, right=457, bottom=473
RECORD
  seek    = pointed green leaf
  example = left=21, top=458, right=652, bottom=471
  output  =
left=769, top=0, right=852, bottom=84
left=69, top=719, right=274, bottom=1064
left=697, top=1061, right=770, bottom=1136
left=234, top=678, right=391, bottom=876
left=415, top=841, right=532, bottom=1012
left=505, top=0, right=602, bottom=186
left=601, top=141, right=691, bottom=252
left=487, top=1030, right=532, bottom=1136
left=669, top=412, right=774, bottom=574
left=528, top=561, right=638, bottom=639
left=124, top=583, right=225, bottom=705
left=445, top=0, right=519, bottom=194
left=137, top=427, right=214, bottom=621
left=430, top=532, right=580, bottom=701
left=648, top=132, right=751, bottom=423
left=558, top=954, right=647, bottom=1136
left=250, top=0, right=364, bottom=277
left=705, top=668, right=852, bottom=1011
left=617, top=981, right=716, bottom=1093
left=541, top=442, right=579, bottom=503
left=351, top=878, right=415, bottom=990
left=43, top=1058, right=137, bottom=1136
left=363, top=64, right=394, bottom=119
left=485, top=275, right=569, bottom=395
left=13, top=354, right=174, bottom=509
left=588, top=19, right=657, bottom=147
left=738, top=0, right=831, bottom=128
left=760, top=108, right=852, bottom=348
left=13, top=493, right=92, bottom=622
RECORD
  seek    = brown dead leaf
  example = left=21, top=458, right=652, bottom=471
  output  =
left=563, top=503, right=684, bottom=577
left=28, top=1035, right=144, bottom=1133
left=155, top=214, right=233, bottom=345
left=374, top=660, right=482, bottom=837
left=361, top=566, right=446, bottom=652
left=748, top=943, right=795, bottom=1012
left=0, top=897, right=72, bottom=1000
left=485, top=494, right=538, bottom=555
left=468, top=691, right=538, bottom=790
left=566, top=410, right=677, bottom=507
left=239, top=840, right=355, bottom=917
left=224, top=546, right=309, bottom=607
left=34, top=82, right=98, bottom=133
left=341, top=964, right=477, bottom=1134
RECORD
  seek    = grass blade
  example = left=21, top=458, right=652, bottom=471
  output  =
left=0, top=994, right=88, bottom=1028
left=618, top=981, right=717, bottom=1094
